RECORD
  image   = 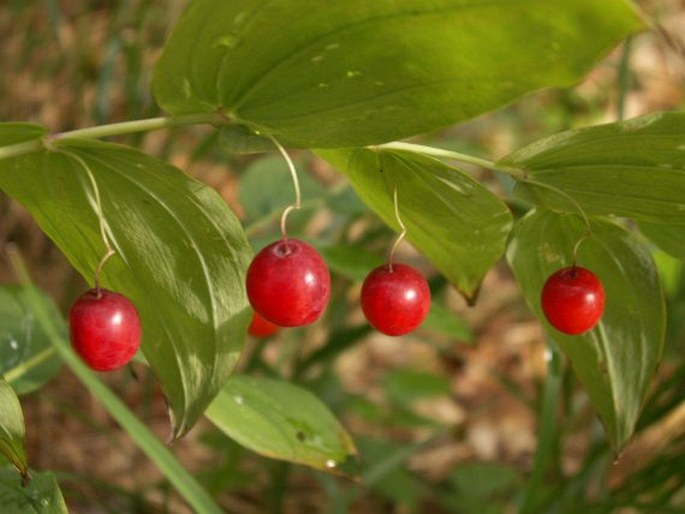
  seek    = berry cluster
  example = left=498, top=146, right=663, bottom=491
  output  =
left=245, top=238, right=431, bottom=337
left=67, top=254, right=606, bottom=372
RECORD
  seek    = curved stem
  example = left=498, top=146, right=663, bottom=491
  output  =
left=387, top=187, right=407, bottom=271
left=0, top=139, right=45, bottom=160
left=268, top=135, right=301, bottom=240
left=379, top=141, right=527, bottom=180
left=53, top=113, right=225, bottom=141
left=59, top=149, right=116, bottom=289
left=522, top=178, right=593, bottom=262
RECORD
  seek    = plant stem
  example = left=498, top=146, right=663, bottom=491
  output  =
left=0, top=140, right=45, bottom=160
left=379, top=141, right=527, bottom=180
left=3, top=347, right=57, bottom=385
left=0, top=113, right=227, bottom=161
left=9, top=249, right=224, bottom=514
left=517, top=341, right=564, bottom=514
left=54, top=113, right=224, bottom=141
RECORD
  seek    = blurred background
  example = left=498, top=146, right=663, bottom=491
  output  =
left=1, top=1, right=685, bottom=513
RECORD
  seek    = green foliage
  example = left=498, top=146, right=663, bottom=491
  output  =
left=1, top=0, right=683, bottom=511
left=0, top=137, right=253, bottom=440
left=508, top=209, right=665, bottom=450
left=320, top=148, right=513, bottom=300
left=502, top=112, right=685, bottom=224
left=153, top=0, right=643, bottom=147
left=0, top=379, right=27, bottom=481
left=0, top=286, right=62, bottom=395
left=205, top=375, right=357, bottom=473
left=0, top=466, right=67, bottom=514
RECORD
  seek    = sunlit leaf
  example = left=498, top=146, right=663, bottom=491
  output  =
left=320, top=147, right=512, bottom=300
left=0, top=286, right=62, bottom=395
left=500, top=112, right=685, bottom=224
left=0, top=134, right=253, bottom=440
left=153, top=0, right=643, bottom=148
left=507, top=209, right=664, bottom=450
left=205, top=375, right=357, bottom=475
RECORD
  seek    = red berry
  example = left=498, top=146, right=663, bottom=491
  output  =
left=246, top=238, right=331, bottom=327
left=248, top=311, right=280, bottom=337
left=361, top=263, right=431, bottom=336
left=69, top=288, right=142, bottom=371
left=541, top=266, right=605, bottom=335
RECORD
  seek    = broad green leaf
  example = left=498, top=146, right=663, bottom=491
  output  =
left=0, top=380, right=27, bottom=480
left=0, top=286, right=62, bottom=395
left=15, top=282, right=224, bottom=514
left=507, top=209, right=664, bottom=450
left=153, top=0, right=643, bottom=148
left=0, top=124, right=46, bottom=146
left=0, top=467, right=67, bottom=514
left=0, top=136, right=253, bottom=440
left=205, top=375, right=357, bottom=474
left=640, top=222, right=685, bottom=261
left=320, top=148, right=513, bottom=301
left=500, top=112, right=685, bottom=224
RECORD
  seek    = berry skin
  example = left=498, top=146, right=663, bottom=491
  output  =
left=361, top=263, right=431, bottom=336
left=541, top=266, right=605, bottom=335
left=69, top=288, right=142, bottom=372
left=246, top=238, right=331, bottom=327
left=248, top=311, right=280, bottom=338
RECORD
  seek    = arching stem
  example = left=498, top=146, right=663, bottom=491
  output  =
left=60, top=150, right=116, bottom=294
left=523, top=179, right=593, bottom=265
left=268, top=136, right=301, bottom=240
left=387, top=187, right=407, bottom=272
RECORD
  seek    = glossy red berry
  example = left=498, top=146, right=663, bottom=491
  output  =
left=248, top=310, right=280, bottom=337
left=361, top=263, right=431, bottom=336
left=69, top=288, right=142, bottom=371
left=541, top=266, right=605, bottom=335
left=246, top=238, right=331, bottom=327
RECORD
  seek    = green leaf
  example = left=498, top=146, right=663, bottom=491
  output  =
left=320, top=148, right=513, bottom=300
left=205, top=375, right=357, bottom=475
left=153, top=0, right=643, bottom=148
left=0, top=380, right=27, bottom=480
left=0, top=124, right=46, bottom=146
left=500, top=112, right=685, bottom=224
left=0, top=286, right=62, bottom=395
left=0, top=467, right=67, bottom=514
left=14, top=278, right=224, bottom=514
left=640, top=222, right=685, bottom=261
left=0, top=136, right=253, bottom=440
left=507, top=209, right=664, bottom=450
